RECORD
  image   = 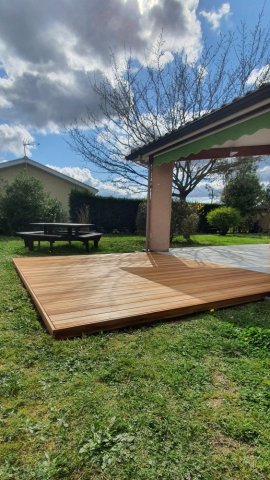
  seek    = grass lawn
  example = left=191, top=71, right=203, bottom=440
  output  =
left=2, top=232, right=270, bottom=258
left=172, top=233, right=270, bottom=247
left=1, top=235, right=270, bottom=479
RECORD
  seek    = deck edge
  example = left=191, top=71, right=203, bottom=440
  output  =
left=53, top=291, right=269, bottom=339
left=13, top=258, right=55, bottom=335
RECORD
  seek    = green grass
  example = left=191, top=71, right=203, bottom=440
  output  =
left=0, top=235, right=270, bottom=479
left=0, top=234, right=146, bottom=257
left=1, top=232, right=270, bottom=259
left=172, top=233, right=270, bottom=247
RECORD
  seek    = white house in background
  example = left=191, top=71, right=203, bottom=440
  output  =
left=0, top=156, right=98, bottom=212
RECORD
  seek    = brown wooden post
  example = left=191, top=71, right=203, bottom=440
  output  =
left=146, top=160, right=174, bottom=251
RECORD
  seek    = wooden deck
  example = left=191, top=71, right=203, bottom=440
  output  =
left=13, top=252, right=270, bottom=339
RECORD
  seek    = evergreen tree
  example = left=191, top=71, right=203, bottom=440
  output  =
left=221, top=166, right=263, bottom=217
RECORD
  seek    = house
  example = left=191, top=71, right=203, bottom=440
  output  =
left=0, top=156, right=98, bottom=213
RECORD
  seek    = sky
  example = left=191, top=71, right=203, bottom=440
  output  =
left=0, top=0, right=270, bottom=200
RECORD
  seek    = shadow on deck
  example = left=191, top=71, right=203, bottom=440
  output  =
left=13, top=252, right=270, bottom=339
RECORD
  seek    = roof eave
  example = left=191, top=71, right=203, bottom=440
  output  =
left=126, top=83, right=270, bottom=162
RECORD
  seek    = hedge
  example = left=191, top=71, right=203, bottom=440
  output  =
left=69, top=190, right=142, bottom=233
left=69, top=190, right=220, bottom=234
left=196, top=203, right=220, bottom=233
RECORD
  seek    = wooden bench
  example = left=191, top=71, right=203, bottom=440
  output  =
left=70, top=233, right=103, bottom=251
left=17, top=231, right=103, bottom=252
left=16, top=231, right=44, bottom=247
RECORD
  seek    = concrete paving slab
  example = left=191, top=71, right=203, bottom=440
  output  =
left=170, top=244, right=270, bottom=275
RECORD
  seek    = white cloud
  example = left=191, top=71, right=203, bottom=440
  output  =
left=45, top=158, right=270, bottom=202
left=0, top=124, right=35, bottom=156
left=246, top=64, right=270, bottom=85
left=46, top=164, right=143, bottom=197
left=257, top=160, right=270, bottom=183
left=188, top=158, right=270, bottom=202
left=200, top=2, right=230, bottom=30
left=0, top=0, right=202, bottom=137
left=188, top=178, right=223, bottom=203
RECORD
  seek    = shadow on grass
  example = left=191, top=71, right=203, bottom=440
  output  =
left=0, top=235, right=18, bottom=241
left=215, top=301, right=270, bottom=329
left=3, top=239, right=97, bottom=258
left=171, top=239, right=206, bottom=248
left=23, top=244, right=98, bottom=257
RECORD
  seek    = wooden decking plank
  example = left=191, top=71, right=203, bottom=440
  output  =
left=13, top=253, right=270, bottom=339
left=51, top=282, right=270, bottom=325
left=30, top=271, right=267, bottom=294
left=46, top=281, right=270, bottom=317
left=32, top=276, right=270, bottom=304
left=53, top=292, right=267, bottom=339
left=51, top=285, right=270, bottom=326
left=54, top=292, right=268, bottom=334
left=19, top=265, right=263, bottom=290
left=13, top=260, right=55, bottom=335
left=47, top=274, right=270, bottom=315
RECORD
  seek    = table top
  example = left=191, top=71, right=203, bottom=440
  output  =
left=30, top=223, right=95, bottom=227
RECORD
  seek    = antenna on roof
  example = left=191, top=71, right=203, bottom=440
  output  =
left=22, top=140, right=40, bottom=157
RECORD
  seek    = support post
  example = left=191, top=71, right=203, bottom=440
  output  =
left=146, top=160, right=174, bottom=252
left=145, top=157, right=153, bottom=252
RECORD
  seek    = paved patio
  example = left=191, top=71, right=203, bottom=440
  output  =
left=171, top=244, right=270, bottom=275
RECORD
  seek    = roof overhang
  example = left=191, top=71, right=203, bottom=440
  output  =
left=126, top=83, right=270, bottom=165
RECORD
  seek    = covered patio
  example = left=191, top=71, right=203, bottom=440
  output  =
left=126, top=83, right=270, bottom=251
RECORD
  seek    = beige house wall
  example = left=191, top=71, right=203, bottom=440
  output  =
left=0, top=164, right=89, bottom=214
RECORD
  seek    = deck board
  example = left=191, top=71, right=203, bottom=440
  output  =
left=13, top=252, right=270, bottom=338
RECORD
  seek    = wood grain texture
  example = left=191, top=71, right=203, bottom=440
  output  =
left=13, top=252, right=270, bottom=339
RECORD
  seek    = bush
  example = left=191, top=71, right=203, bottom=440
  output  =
left=196, top=203, right=220, bottom=233
left=171, top=201, right=201, bottom=240
left=76, top=204, right=91, bottom=224
left=0, top=172, right=67, bottom=233
left=181, top=213, right=199, bottom=240
left=207, top=206, right=241, bottom=235
left=43, top=196, right=68, bottom=223
left=135, top=201, right=147, bottom=234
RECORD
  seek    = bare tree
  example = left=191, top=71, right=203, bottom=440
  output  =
left=69, top=11, right=270, bottom=199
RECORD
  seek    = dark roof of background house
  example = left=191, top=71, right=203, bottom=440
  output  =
left=0, top=156, right=98, bottom=194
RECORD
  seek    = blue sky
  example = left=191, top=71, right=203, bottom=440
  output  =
left=0, top=0, right=269, bottom=199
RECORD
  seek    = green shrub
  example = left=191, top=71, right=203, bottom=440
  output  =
left=171, top=201, right=201, bottom=240
left=135, top=201, right=147, bottom=234
left=0, top=172, right=67, bottom=233
left=207, top=206, right=241, bottom=235
left=196, top=203, right=220, bottom=233
left=43, top=196, right=68, bottom=223
left=171, top=200, right=189, bottom=237
left=181, top=212, right=199, bottom=240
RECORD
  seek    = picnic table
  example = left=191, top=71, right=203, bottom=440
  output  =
left=17, top=222, right=103, bottom=252
left=30, top=222, right=95, bottom=234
